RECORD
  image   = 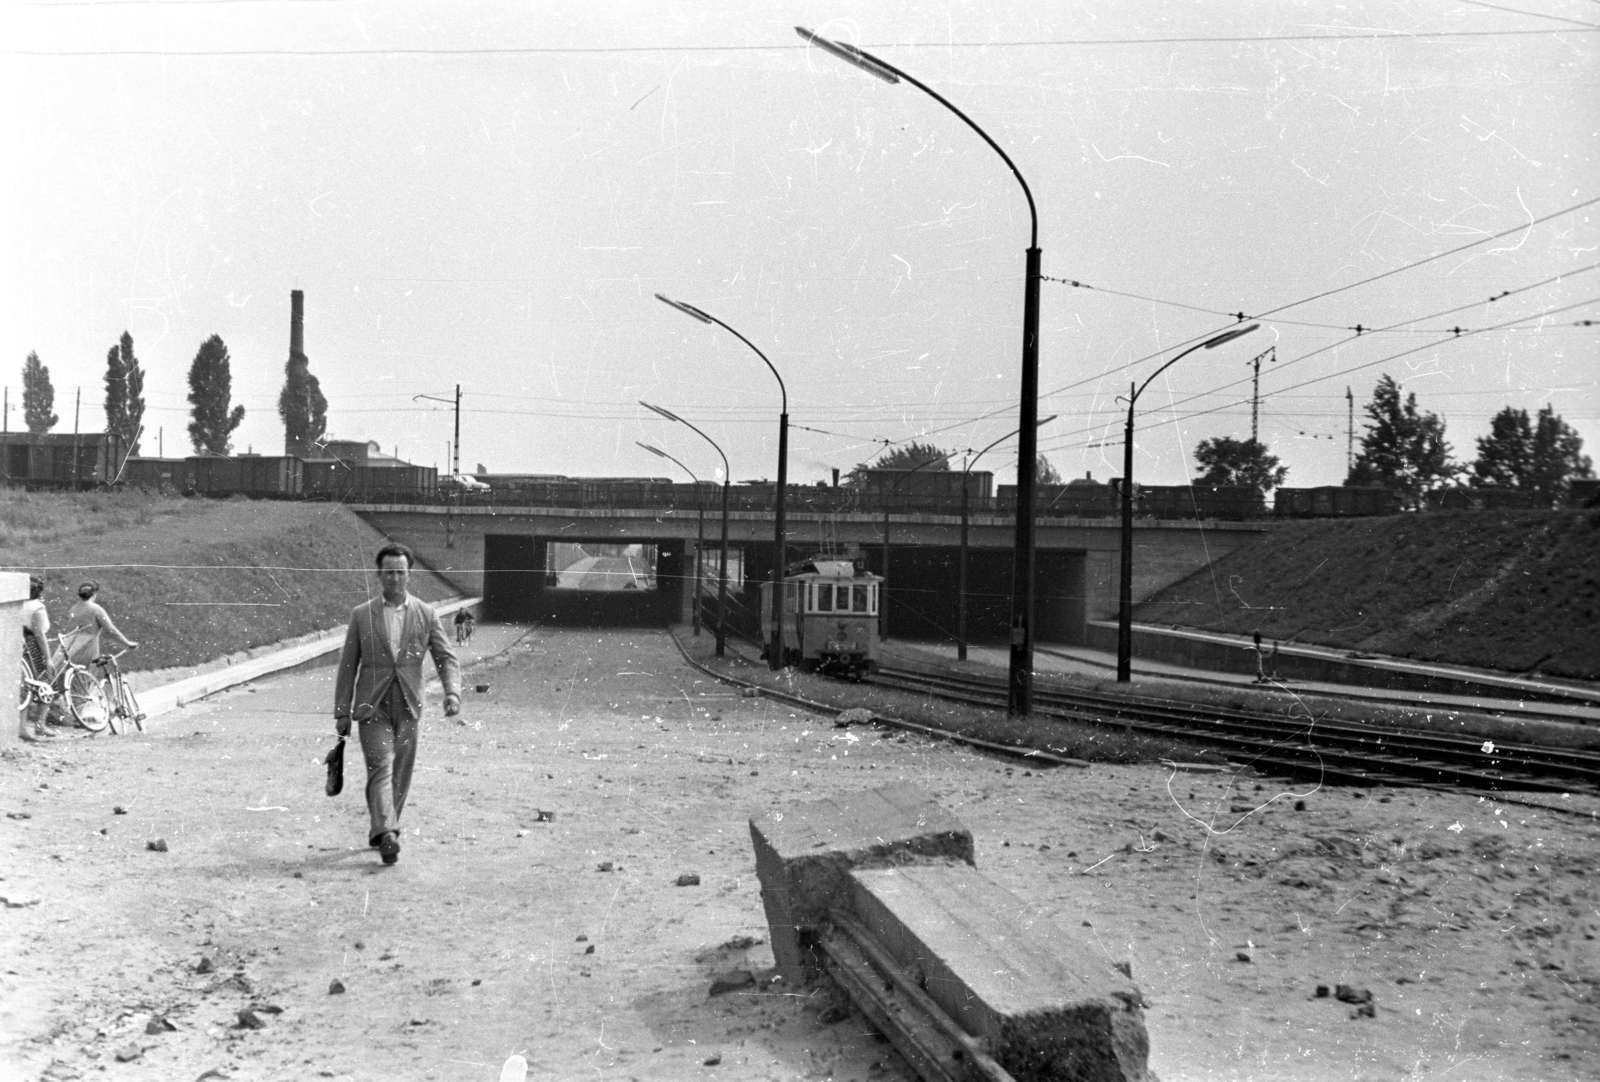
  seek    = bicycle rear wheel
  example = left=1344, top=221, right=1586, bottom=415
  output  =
left=67, top=669, right=109, bottom=733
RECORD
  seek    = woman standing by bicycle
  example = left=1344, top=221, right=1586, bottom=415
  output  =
left=19, top=575, right=57, bottom=742
left=63, top=580, right=139, bottom=667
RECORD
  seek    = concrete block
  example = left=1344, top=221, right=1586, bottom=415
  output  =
left=749, top=784, right=973, bottom=985
left=850, top=864, right=1154, bottom=1082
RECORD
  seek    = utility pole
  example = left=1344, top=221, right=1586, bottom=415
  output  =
left=2, top=387, right=8, bottom=483
left=1248, top=346, right=1275, bottom=445
left=1346, top=386, right=1354, bottom=476
left=72, top=388, right=81, bottom=490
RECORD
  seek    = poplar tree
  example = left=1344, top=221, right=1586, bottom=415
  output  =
left=1474, top=404, right=1592, bottom=504
left=22, top=352, right=58, bottom=432
left=186, top=335, right=246, bottom=455
left=103, top=331, right=145, bottom=452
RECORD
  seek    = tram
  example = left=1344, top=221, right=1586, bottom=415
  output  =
left=759, top=558, right=882, bottom=677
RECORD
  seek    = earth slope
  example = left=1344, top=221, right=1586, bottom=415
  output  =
left=1133, top=509, right=1599, bottom=681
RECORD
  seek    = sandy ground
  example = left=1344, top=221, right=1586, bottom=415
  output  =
left=1, top=626, right=1596, bottom=1082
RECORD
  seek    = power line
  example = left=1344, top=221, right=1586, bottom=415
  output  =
left=9, top=28, right=1600, bottom=58
left=1033, top=199, right=1599, bottom=407
left=1040, top=295, right=1600, bottom=454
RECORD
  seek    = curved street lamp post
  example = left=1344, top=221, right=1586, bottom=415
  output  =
left=636, top=441, right=706, bottom=637
left=654, top=295, right=788, bottom=668
left=959, top=415, right=1057, bottom=661
left=639, top=402, right=732, bottom=658
left=1117, top=324, right=1260, bottom=682
left=797, top=26, right=1042, bottom=714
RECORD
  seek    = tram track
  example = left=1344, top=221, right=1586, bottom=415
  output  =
left=870, top=661, right=1600, bottom=796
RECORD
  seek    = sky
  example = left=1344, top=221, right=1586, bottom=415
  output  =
left=4, top=0, right=1596, bottom=491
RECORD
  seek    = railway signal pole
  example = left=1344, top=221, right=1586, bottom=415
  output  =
left=1346, top=386, right=1355, bottom=476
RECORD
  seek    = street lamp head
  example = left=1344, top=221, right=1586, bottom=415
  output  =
left=639, top=400, right=684, bottom=425
left=794, top=26, right=900, bottom=84
left=636, top=441, right=668, bottom=459
left=1203, top=323, right=1260, bottom=349
left=654, top=293, right=714, bottom=324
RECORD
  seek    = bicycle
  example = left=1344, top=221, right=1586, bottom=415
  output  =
left=96, top=651, right=144, bottom=735
left=46, top=633, right=110, bottom=734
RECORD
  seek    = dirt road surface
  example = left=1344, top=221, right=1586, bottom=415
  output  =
left=2, top=627, right=1595, bottom=1081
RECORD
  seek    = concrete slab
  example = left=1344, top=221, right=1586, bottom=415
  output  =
left=749, top=784, right=973, bottom=985
left=850, top=864, right=1153, bottom=1082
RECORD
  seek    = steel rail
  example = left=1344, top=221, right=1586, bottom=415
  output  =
left=871, top=663, right=1600, bottom=795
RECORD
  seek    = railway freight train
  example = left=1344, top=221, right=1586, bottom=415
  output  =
left=12, top=435, right=1574, bottom=518
left=758, top=558, right=882, bottom=677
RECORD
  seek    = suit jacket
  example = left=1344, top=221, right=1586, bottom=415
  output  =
left=334, top=594, right=461, bottom=720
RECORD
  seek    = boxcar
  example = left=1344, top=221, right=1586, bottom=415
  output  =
left=759, top=559, right=882, bottom=677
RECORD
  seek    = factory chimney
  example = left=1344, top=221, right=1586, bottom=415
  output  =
left=290, top=290, right=304, bottom=357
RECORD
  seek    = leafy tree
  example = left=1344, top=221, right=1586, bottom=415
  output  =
left=1035, top=454, right=1062, bottom=485
left=278, top=347, right=328, bottom=458
left=1193, top=436, right=1288, bottom=492
left=850, top=441, right=950, bottom=483
left=103, top=331, right=145, bottom=453
left=22, top=352, right=58, bottom=432
left=1474, top=404, right=1593, bottom=504
left=1346, top=375, right=1457, bottom=507
left=186, top=335, right=246, bottom=455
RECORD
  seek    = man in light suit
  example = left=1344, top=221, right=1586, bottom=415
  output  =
left=334, top=543, right=462, bottom=865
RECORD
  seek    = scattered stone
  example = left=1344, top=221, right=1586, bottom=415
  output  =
left=7, top=812, right=32, bottom=821
left=1315, top=984, right=1330, bottom=998
left=596, top=861, right=614, bottom=872
left=471, top=978, right=481, bottom=986
left=328, top=979, right=345, bottom=995
left=1, top=895, right=41, bottom=909
left=1115, top=960, right=1133, bottom=979
left=196, top=1069, right=229, bottom=1081
left=834, top=708, right=873, bottom=728
left=722, top=935, right=762, bottom=951
left=708, top=970, right=756, bottom=997
left=1294, top=800, right=1306, bottom=811
left=1335, top=985, right=1373, bottom=1005
left=255, top=1004, right=284, bottom=1014
left=293, top=871, right=303, bottom=879
left=584, top=944, right=595, bottom=955
left=113, top=806, right=127, bottom=815
left=1235, top=951, right=1252, bottom=963
left=818, top=1003, right=850, bottom=1024
left=1151, top=830, right=1171, bottom=842
left=146, top=839, right=169, bottom=852
left=235, top=1008, right=265, bottom=1030
left=113, top=1044, right=142, bottom=1063
left=145, top=1015, right=177, bottom=1034
left=703, top=1052, right=722, bottom=1066
left=194, top=957, right=215, bottom=975
left=1352, top=1002, right=1376, bottom=1018
left=676, top=873, right=701, bottom=887
left=474, top=684, right=490, bottom=693
left=576, top=934, right=588, bottom=942
left=739, top=687, right=759, bottom=697
left=534, top=810, right=556, bottom=823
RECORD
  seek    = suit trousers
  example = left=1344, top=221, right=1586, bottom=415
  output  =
left=358, top=682, right=419, bottom=845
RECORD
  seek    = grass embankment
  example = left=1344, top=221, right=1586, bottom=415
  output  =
left=0, top=488, right=457, bottom=673
left=1134, top=509, right=1599, bottom=682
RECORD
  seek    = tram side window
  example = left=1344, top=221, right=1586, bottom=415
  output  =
left=853, top=584, right=870, bottom=613
left=815, top=584, right=833, bottom=612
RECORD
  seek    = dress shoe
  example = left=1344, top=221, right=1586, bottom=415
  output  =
left=378, top=832, right=401, bottom=864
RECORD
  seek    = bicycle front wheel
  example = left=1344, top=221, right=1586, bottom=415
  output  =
left=67, top=669, right=109, bottom=733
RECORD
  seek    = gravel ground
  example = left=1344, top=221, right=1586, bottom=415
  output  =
left=1, top=626, right=1595, bottom=1082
